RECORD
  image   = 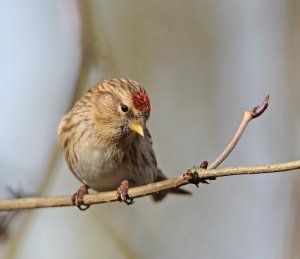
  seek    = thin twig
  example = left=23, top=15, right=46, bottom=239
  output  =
left=0, top=160, right=299, bottom=211
left=0, top=186, right=31, bottom=240
left=208, top=95, right=269, bottom=169
left=0, top=212, right=17, bottom=241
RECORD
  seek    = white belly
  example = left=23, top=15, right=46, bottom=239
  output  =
left=71, top=140, right=155, bottom=192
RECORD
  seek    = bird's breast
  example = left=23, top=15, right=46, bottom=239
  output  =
left=70, top=137, right=156, bottom=192
left=72, top=141, right=123, bottom=182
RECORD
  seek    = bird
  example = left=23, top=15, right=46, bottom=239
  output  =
left=58, top=78, right=190, bottom=210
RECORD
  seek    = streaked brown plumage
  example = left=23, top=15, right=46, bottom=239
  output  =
left=58, top=78, right=189, bottom=206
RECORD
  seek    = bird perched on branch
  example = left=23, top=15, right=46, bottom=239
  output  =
left=58, top=78, right=190, bottom=210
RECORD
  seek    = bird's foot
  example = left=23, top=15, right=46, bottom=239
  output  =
left=72, top=185, right=90, bottom=211
left=117, top=180, right=134, bottom=205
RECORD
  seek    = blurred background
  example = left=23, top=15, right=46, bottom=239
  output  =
left=1, top=0, right=300, bottom=258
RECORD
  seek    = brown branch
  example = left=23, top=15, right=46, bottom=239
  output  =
left=0, top=160, right=299, bottom=211
left=0, top=95, right=278, bottom=212
left=208, top=95, right=269, bottom=169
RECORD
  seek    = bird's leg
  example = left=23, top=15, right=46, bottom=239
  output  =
left=72, top=185, right=90, bottom=211
left=117, top=180, right=134, bottom=205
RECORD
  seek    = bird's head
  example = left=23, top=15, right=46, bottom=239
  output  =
left=89, top=79, right=151, bottom=143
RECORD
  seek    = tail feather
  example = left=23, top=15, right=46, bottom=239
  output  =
left=151, top=169, right=191, bottom=202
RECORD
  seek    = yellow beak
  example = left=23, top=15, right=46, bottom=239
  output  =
left=129, top=122, right=144, bottom=137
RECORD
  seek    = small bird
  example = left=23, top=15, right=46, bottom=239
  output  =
left=58, top=78, right=190, bottom=209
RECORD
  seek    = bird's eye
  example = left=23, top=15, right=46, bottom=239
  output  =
left=121, top=104, right=129, bottom=113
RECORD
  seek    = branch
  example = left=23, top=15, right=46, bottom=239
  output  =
left=0, top=160, right=299, bottom=211
left=208, top=95, right=269, bottom=169
left=0, top=94, right=283, bottom=213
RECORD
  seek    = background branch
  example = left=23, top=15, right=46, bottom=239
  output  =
left=0, top=160, right=299, bottom=211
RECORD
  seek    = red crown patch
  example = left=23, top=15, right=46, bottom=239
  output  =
left=132, top=91, right=151, bottom=112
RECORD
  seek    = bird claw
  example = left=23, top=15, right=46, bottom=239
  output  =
left=117, top=180, right=134, bottom=205
left=72, top=185, right=90, bottom=211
